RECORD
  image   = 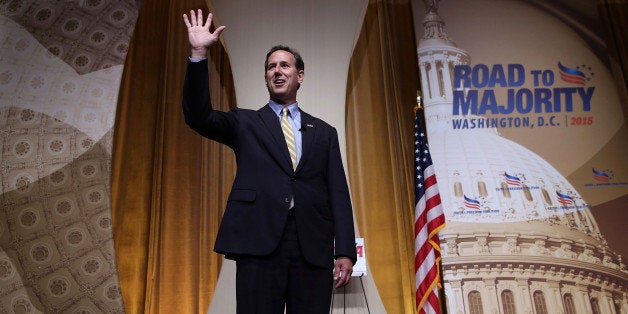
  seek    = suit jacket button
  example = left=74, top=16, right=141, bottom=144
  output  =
left=284, top=198, right=290, bottom=203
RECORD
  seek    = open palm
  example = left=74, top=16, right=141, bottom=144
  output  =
left=183, top=10, right=226, bottom=51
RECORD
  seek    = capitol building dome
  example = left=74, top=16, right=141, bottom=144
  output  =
left=417, top=3, right=627, bottom=314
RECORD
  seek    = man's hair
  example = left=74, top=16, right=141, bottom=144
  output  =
left=264, top=45, right=305, bottom=72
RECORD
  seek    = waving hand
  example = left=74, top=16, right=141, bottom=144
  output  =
left=183, top=9, right=226, bottom=59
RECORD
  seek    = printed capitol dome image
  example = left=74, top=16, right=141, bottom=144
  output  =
left=413, top=0, right=627, bottom=313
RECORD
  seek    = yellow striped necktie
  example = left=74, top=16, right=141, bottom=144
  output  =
left=281, top=107, right=298, bottom=170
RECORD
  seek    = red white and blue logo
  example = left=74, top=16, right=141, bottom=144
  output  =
left=556, top=191, right=575, bottom=206
left=504, top=172, right=522, bottom=186
left=558, top=62, right=594, bottom=86
left=592, top=168, right=612, bottom=183
left=464, top=195, right=481, bottom=210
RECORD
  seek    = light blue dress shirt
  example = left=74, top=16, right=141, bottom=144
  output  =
left=268, top=100, right=302, bottom=164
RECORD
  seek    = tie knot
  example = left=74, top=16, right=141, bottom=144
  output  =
left=282, top=107, right=289, bottom=117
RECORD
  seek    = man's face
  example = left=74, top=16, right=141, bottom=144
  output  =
left=265, top=50, right=304, bottom=105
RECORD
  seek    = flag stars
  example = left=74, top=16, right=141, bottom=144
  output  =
left=413, top=111, right=444, bottom=312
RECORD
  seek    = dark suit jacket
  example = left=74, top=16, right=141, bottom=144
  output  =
left=182, top=59, right=356, bottom=268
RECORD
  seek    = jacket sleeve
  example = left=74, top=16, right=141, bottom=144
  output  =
left=182, top=59, right=236, bottom=146
left=327, top=127, right=357, bottom=264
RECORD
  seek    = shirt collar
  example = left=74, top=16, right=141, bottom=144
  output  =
left=269, top=100, right=299, bottom=118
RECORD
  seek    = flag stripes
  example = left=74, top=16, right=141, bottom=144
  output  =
left=414, top=106, right=445, bottom=314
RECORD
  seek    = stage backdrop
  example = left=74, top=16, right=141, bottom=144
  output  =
left=0, top=1, right=139, bottom=312
left=412, top=0, right=627, bottom=313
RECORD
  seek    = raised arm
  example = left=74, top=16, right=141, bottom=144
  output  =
left=182, top=10, right=234, bottom=145
left=182, top=9, right=226, bottom=59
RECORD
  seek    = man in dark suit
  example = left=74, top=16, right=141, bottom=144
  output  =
left=182, top=10, right=357, bottom=313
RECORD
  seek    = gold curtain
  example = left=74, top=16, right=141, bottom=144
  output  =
left=345, top=1, right=420, bottom=313
left=111, top=0, right=235, bottom=313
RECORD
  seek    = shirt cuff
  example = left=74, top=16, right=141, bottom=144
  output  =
left=189, top=57, right=207, bottom=63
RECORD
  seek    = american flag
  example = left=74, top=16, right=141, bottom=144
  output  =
left=414, top=105, right=445, bottom=314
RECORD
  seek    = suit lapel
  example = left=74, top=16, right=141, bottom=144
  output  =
left=297, top=110, right=316, bottom=172
left=258, top=105, right=294, bottom=174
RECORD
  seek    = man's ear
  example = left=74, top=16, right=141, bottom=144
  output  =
left=297, top=70, right=304, bottom=83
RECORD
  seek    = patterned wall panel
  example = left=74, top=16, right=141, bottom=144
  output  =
left=1, top=0, right=139, bottom=312
left=0, top=107, right=122, bottom=312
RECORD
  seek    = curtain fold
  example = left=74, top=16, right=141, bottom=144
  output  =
left=111, top=0, right=235, bottom=313
left=598, top=0, right=628, bottom=119
left=345, top=1, right=420, bottom=313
